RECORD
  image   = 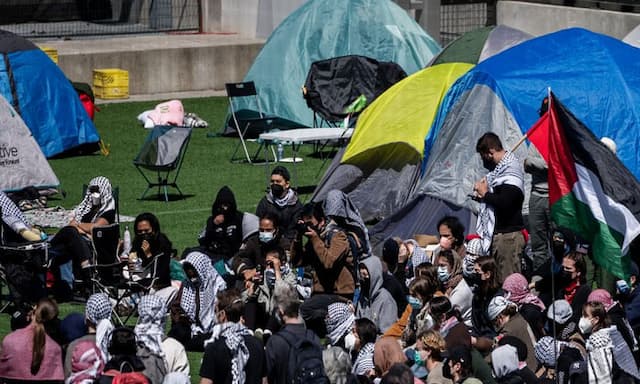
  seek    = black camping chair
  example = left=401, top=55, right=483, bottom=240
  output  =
left=133, top=125, right=192, bottom=202
left=302, top=55, right=407, bottom=128
left=226, top=81, right=279, bottom=164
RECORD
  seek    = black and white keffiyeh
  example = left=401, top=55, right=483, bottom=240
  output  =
left=325, top=302, right=355, bottom=346
left=270, top=187, right=297, bottom=208
left=181, top=251, right=227, bottom=335
left=352, top=342, right=375, bottom=375
left=134, top=294, right=166, bottom=357
left=476, top=151, right=524, bottom=254
left=205, top=322, right=252, bottom=384
left=0, top=191, right=31, bottom=234
left=85, top=293, right=114, bottom=361
left=73, top=176, right=115, bottom=223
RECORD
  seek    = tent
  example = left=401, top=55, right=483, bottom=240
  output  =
left=623, top=24, right=640, bottom=48
left=0, top=94, right=59, bottom=192
left=227, top=0, right=441, bottom=129
left=430, top=25, right=533, bottom=65
left=370, top=28, right=640, bottom=245
left=312, top=63, right=472, bottom=222
left=0, top=30, right=100, bottom=158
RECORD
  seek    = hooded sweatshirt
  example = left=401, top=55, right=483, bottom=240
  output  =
left=199, top=186, right=244, bottom=259
left=356, top=256, right=398, bottom=333
left=256, top=187, right=302, bottom=241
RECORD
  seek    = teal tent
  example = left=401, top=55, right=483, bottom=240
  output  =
left=225, top=0, right=441, bottom=130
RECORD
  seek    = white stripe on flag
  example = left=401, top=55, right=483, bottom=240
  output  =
left=573, top=164, right=640, bottom=254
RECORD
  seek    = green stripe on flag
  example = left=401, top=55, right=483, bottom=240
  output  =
left=552, top=193, right=630, bottom=280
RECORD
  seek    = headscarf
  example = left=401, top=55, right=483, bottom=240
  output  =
left=352, top=342, right=375, bottom=376
left=73, top=176, right=115, bottom=223
left=324, top=190, right=370, bottom=255
left=66, top=340, right=105, bottom=384
left=491, top=344, right=519, bottom=378
left=206, top=322, right=252, bottom=384
left=373, top=337, right=406, bottom=375
left=463, top=238, right=485, bottom=277
left=535, top=336, right=567, bottom=368
left=85, top=293, right=114, bottom=362
left=180, top=251, right=227, bottom=335
left=325, top=302, right=355, bottom=346
left=502, top=273, right=545, bottom=310
left=134, top=295, right=166, bottom=357
left=0, top=191, right=31, bottom=233
left=587, top=289, right=616, bottom=311
left=476, top=151, right=524, bottom=254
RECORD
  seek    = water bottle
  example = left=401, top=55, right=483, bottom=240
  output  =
left=277, top=142, right=284, bottom=161
left=123, top=225, right=131, bottom=256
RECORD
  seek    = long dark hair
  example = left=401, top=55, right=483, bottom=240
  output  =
left=31, top=298, right=58, bottom=375
left=134, top=212, right=161, bottom=234
left=475, top=256, right=499, bottom=294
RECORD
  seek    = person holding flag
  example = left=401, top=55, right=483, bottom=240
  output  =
left=473, top=133, right=526, bottom=283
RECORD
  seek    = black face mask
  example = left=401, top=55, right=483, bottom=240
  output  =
left=360, top=278, right=370, bottom=296
left=560, top=270, right=575, bottom=284
left=271, top=184, right=285, bottom=198
left=139, top=232, right=155, bottom=243
left=467, top=272, right=483, bottom=288
left=482, top=158, right=496, bottom=171
left=189, top=276, right=202, bottom=288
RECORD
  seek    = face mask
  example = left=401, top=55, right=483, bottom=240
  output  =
left=423, top=314, right=434, bottom=331
left=414, top=350, right=426, bottom=366
left=407, top=295, right=422, bottom=310
left=139, top=233, right=154, bottom=242
left=578, top=316, right=594, bottom=334
left=482, top=157, right=496, bottom=171
left=90, top=192, right=101, bottom=206
left=270, top=184, right=285, bottom=198
left=259, top=231, right=275, bottom=243
left=439, top=237, right=453, bottom=250
left=189, top=276, right=201, bottom=288
left=360, top=278, right=370, bottom=296
left=437, top=266, right=450, bottom=282
left=561, top=270, right=575, bottom=283
left=467, top=272, right=483, bottom=287
left=344, top=332, right=357, bottom=351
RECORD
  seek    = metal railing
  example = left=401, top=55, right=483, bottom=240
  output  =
left=0, top=0, right=200, bottom=39
left=441, top=0, right=496, bottom=45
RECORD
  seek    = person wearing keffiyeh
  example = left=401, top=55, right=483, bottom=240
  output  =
left=50, top=176, right=117, bottom=293
left=473, top=133, right=525, bottom=283
left=0, top=191, right=42, bottom=243
left=169, top=251, right=226, bottom=351
left=200, top=289, right=265, bottom=384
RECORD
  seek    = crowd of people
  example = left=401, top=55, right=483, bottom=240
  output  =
left=1, top=135, right=640, bottom=384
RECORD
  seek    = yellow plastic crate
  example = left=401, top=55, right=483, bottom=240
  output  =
left=39, top=46, right=58, bottom=64
left=93, top=69, right=129, bottom=99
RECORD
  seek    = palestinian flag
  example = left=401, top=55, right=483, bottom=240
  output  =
left=527, top=93, right=640, bottom=279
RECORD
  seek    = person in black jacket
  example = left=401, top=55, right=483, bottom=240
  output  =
left=131, top=212, right=175, bottom=305
left=199, top=186, right=244, bottom=261
left=256, top=166, right=302, bottom=242
left=236, top=213, right=290, bottom=268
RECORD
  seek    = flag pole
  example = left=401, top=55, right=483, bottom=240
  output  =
left=509, top=87, right=552, bottom=153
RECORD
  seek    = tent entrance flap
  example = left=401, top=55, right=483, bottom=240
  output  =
left=133, top=125, right=192, bottom=202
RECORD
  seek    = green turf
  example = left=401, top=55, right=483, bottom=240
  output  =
left=0, top=96, right=335, bottom=383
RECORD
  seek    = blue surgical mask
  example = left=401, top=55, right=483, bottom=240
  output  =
left=407, top=295, right=422, bottom=310
left=259, top=231, right=275, bottom=243
left=437, top=266, right=450, bottom=282
left=414, top=350, right=425, bottom=366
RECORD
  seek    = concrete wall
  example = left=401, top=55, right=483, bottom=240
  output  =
left=48, top=35, right=264, bottom=95
left=498, top=1, right=640, bottom=39
left=202, top=0, right=303, bottom=37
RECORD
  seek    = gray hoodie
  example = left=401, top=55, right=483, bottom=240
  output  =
left=356, top=256, right=398, bottom=333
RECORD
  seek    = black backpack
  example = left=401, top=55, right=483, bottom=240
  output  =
left=277, top=329, right=329, bottom=384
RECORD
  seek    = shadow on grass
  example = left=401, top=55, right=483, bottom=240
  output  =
left=138, top=193, right=196, bottom=202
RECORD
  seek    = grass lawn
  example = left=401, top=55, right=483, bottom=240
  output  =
left=0, top=96, right=336, bottom=382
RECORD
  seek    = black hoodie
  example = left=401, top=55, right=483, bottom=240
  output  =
left=199, top=186, right=244, bottom=259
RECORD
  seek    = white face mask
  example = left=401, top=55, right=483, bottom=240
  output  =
left=344, top=332, right=357, bottom=351
left=90, top=192, right=101, bottom=206
left=437, top=266, right=450, bottom=282
left=439, top=236, right=453, bottom=250
left=259, top=231, right=275, bottom=243
left=578, top=316, right=594, bottom=334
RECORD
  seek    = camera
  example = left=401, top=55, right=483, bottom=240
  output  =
left=296, top=221, right=309, bottom=236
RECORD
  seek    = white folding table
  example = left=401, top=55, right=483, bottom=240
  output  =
left=259, top=128, right=354, bottom=183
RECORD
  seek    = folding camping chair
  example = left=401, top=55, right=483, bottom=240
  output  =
left=226, top=81, right=278, bottom=164
left=133, top=125, right=192, bottom=202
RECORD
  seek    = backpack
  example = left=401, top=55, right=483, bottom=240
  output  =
left=277, top=329, right=329, bottom=384
left=102, top=370, right=150, bottom=384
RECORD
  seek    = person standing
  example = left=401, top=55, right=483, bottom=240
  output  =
left=473, top=132, right=525, bottom=283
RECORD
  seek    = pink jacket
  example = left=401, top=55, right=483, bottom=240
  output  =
left=0, top=324, right=64, bottom=381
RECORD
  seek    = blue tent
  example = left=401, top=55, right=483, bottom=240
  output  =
left=370, top=28, right=640, bottom=246
left=228, top=0, right=441, bottom=129
left=0, top=30, right=99, bottom=158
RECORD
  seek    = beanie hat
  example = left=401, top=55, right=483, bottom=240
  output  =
left=487, top=295, right=512, bottom=321
left=325, top=302, right=355, bottom=346
left=588, top=289, right=615, bottom=311
left=547, top=299, right=573, bottom=325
